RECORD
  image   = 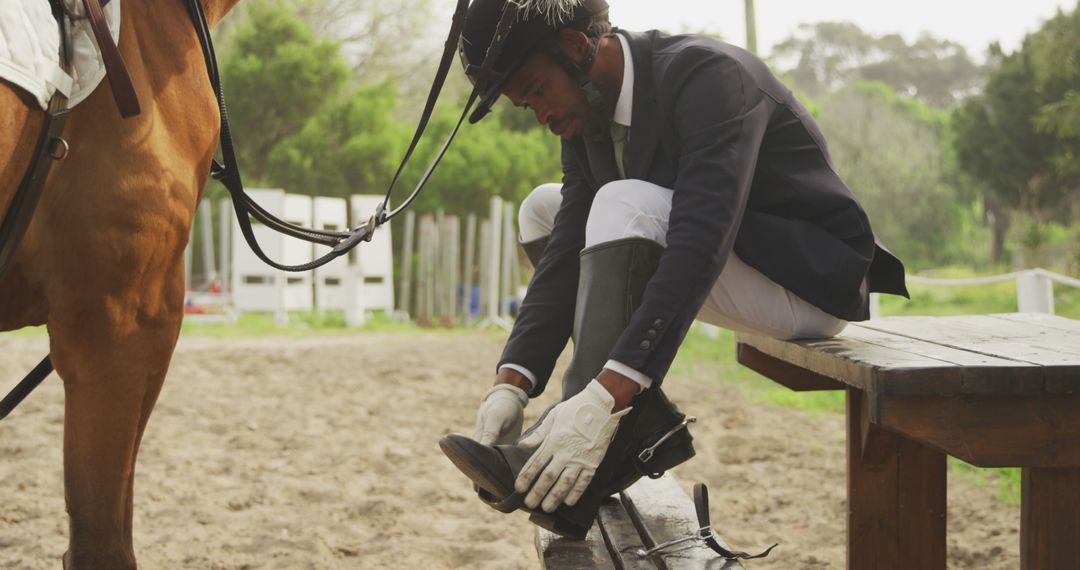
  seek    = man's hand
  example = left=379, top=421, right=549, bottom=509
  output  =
left=473, top=384, right=528, bottom=446
left=515, top=379, right=630, bottom=512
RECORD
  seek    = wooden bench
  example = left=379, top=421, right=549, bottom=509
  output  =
left=537, top=474, right=745, bottom=569
left=735, top=313, right=1080, bottom=570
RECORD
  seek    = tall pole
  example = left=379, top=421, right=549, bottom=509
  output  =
left=399, top=210, right=416, bottom=318
left=744, top=0, right=758, bottom=54
left=199, top=199, right=216, bottom=287
left=219, top=198, right=231, bottom=295
left=487, top=196, right=503, bottom=323
left=463, top=214, right=477, bottom=323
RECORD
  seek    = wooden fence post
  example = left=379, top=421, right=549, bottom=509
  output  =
left=463, top=213, right=477, bottom=323
left=487, top=196, right=503, bottom=323
left=478, top=219, right=492, bottom=320
left=219, top=198, right=231, bottom=294
left=447, top=215, right=461, bottom=326
left=399, top=210, right=415, bottom=318
left=500, top=201, right=515, bottom=319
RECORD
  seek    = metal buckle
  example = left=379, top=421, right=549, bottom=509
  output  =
left=636, top=525, right=713, bottom=558
left=637, top=416, right=696, bottom=464
left=48, top=137, right=69, bottom=161
left=363, top=214, right=376, bottom=242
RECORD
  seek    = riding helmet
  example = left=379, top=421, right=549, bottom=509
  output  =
left=459, top=0, right=610, bottom=123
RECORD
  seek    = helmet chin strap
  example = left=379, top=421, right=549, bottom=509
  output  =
left=542, top=36, right=610, bottom=126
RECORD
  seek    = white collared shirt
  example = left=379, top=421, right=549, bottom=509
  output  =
left=613, top=32, right=634, bottom=129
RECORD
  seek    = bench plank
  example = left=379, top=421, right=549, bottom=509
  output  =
left=620, top=475, right=746, bottom=570
left=859, top=316, right=1080, bottom=385
left=736, top=344, right=845, bottom=391
left=843, top=324, right=1036, bottom=367
left=596, top=498, right=655, bottom=570
left=536, top=520, right=616, bottom=570
left=839, top=325, right=1045, bottom=395
left=859, top=317, right=1080, bottom=394
left=991, top=313, right=1080, bottom=334
left=737, top=332, right=965, bottom=393
left=740, top=316, right=1080, bottom=396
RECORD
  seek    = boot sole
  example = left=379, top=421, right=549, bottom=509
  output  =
left=438, top=435, right=515, bottom=501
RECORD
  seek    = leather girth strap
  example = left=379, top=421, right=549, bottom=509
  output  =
left=0, top=1, right=73, bottom=420
left=0, top=2, right=73, bottom=277
left=693, top=483, right=778, bottom=560
left=82, top=0, right=140, bottom=118
left=0, top=92, right=70, bottom=277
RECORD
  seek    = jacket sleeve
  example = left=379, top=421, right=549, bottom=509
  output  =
left=497, top=140, right=594, bottom=396
left=607, top=47, right=773, bottom=384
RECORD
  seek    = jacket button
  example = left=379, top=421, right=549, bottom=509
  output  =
left=639, top=340, right=652, bottom=350
left=646, top=330, right=657, bottom=339
left=653, top=318, right=664, bottom=327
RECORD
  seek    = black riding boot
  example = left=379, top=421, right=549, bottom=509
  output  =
left=441, top=238, right=696, bottom=539
left=520, top=236, right=548, bottom=269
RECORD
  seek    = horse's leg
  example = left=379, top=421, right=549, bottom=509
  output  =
left=48, top=240, right=186, bottom=569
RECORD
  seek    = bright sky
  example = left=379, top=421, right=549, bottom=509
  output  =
left=607, top=0, right=1078, bottom=58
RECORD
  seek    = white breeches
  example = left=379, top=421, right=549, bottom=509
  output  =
left=518, top=180, right=847, bottom=340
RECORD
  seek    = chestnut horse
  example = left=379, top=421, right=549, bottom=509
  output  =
left=0, top=1, right=241, bottom=567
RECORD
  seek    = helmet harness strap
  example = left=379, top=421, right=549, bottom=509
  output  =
left=541, top=35, right=610, bottom=120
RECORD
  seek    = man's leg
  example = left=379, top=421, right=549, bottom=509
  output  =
left=584, top=179, right=846, bottom=339
left=697, top=255, right=847, bottom=339
left=527, top=180, right=693, bottom=536
left=518, top=183, right=561, bottom=266
left=440, top=180, right=696, bottom=539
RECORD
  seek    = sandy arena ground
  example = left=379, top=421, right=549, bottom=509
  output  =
left=1, top=331, right=1019, bottom=569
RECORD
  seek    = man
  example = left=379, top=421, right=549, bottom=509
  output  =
left=440, top=0, right=908, bottom=538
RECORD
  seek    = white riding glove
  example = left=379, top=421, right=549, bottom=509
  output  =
left=515, top=379, right=631, bottom=512
left=472, top=384, right=529, bottom=446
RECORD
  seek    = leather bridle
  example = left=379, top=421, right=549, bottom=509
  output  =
left=1, top=0, right=521, bottom=419
left=183, top=0, right=475, bottom=271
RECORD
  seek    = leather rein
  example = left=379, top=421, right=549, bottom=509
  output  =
left=184, top=0, right=474, bottom=272
left=1, top=0, right=522, bottom=419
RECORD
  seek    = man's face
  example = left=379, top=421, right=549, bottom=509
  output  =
left=501, top=51, right=603, bottom=139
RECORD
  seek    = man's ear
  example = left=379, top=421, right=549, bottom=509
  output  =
left=556, top=28, right=591, bottom=64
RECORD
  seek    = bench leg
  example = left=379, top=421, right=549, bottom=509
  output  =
left=846, top=389, right=946, bottom=570
left=1021, top=468, right=1080, bottom=569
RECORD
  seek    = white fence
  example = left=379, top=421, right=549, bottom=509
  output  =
left=191, top=196, right=1080, bottom=329
left=869, top=268, right=1080, bottom=318
left=186, top=191, right=526, bottom=329
left=349, top=195, right=395, bottom=320
left=185, top=191, right=394, bottom=324
left=397, top=196, right=522, bottom=329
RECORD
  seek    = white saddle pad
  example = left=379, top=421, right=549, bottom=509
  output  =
left=0, top=0, right=122, bottom=110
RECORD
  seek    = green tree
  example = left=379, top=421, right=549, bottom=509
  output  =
left=818, top=82, right=976, bottom=268
left=1027, top=5, right=1080, bottom=181
left=772, top=22, right=985, bottom=108
left=221, top=0, right=350, bottom=182
left=952, top=5, right=1079, bottom=263
left=952, top=46, right=1049, bottom=263
left=266, top=80, right=407, bottom=199
left=396, top=101, right=563, bottom=216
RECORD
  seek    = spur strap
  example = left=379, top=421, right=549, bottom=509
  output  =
left=693, top=483, right=778, bottom=560
left=81, top=0, right=140, bottom=117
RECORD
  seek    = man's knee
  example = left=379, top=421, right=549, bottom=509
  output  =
left=585, top=180, right=671, bottom=247
left=519, top=183, right=562, bottom=242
